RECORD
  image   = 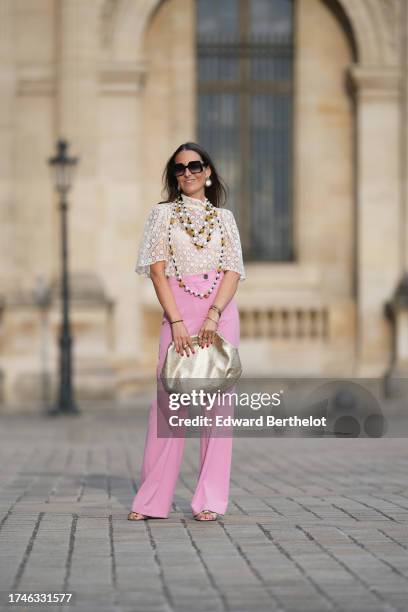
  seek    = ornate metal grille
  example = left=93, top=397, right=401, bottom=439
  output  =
left=197, top=0, right=294, bottom=261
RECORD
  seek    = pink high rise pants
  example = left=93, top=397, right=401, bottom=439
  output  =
left=130, top=268, right=240, bottom=517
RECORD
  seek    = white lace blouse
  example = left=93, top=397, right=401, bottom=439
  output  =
left=135, top=193, right=246, bottom=281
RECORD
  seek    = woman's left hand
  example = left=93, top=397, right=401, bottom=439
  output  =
left=198, top=317, right=218, bottom=348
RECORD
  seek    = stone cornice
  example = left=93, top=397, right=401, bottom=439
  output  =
left=15, top=61, right=149, bottom=97
left=99, top=60, right=148, bottom=95
left=16, top=65, right=55, bottom=96
left=348, top=65, right=401, bottom=101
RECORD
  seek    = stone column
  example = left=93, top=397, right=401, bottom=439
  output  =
left=98, top=59, right=148, bottom=382
left=0, top=0, right=15, bottom=293
left=55, top=0, right=103, bottom=276
left=349, top=65, right=401, bottom=376
left=54, top=0, right=120, bottom=401
left=403, top=0, right=408, bottom=277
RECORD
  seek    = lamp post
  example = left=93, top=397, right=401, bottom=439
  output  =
left=48, top=139, right=80, bottom=415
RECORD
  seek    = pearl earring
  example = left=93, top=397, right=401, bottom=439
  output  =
left=205, top=177, right=212, bottom=187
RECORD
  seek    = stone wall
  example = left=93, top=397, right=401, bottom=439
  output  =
left=0, top=0, right=405, bottom=409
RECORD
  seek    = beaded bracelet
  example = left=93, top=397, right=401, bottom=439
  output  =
left=206, top=316, right=219, bottom=324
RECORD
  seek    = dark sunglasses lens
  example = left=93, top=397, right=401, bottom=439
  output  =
left=174, top=164, right=185, bottom=176
left=174, top=161, right=204, bottom=176
left=189, top=161, right=203, bottom=173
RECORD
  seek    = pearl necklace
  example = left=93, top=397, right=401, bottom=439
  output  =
left=168, top=195, right=225, bottom=298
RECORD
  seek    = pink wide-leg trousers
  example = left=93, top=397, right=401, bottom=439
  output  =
left=131, top=268, right=240, bottom=518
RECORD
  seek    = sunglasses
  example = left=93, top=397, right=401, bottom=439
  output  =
left=174, top=160, right=207, bottom=176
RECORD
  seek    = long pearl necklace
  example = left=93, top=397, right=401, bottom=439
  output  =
left=168, top=194, right=225, bottom=299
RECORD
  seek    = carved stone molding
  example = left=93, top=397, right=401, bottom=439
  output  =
left=99, top=60, right=148, bottom=95
left=348, top=64, right=401, bottom=101
left=16, top=65, right=55, bottom=97
left=16, top=59, right=149, bottom=97
left=338, top=0, right=400, bottom=66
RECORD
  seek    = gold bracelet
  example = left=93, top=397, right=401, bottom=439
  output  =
left=206, top=316, right=218, bottom=324
left=210, top=304, right=222, bottom=316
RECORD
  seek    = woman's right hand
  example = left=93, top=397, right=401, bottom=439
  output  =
left=171, top=321, right=195, bottom=357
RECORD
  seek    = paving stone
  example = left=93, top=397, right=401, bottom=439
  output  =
left=0, top=410, right=407, bottom=611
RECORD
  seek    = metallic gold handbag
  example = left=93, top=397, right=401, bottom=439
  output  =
left=160, top=332, right=242, bottom=395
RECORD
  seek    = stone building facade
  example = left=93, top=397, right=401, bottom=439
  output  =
left=0, top=0, right=406, bottom=409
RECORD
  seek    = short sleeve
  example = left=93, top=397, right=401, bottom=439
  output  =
left=135, top=204, right=170, bottom=278
left=220, top=209, right=246, bottom=281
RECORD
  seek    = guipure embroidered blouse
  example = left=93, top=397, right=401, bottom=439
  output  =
left=135, top=193, right=246, bottom=281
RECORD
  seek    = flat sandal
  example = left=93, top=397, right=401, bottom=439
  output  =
left=127, top=511, right=149, bottom=521
left=194, top=509, right=218, bottom=521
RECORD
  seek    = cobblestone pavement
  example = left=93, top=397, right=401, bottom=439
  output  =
left=0, top=406, right=407, bottom=612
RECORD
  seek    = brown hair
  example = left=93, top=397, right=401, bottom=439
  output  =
left=161, top=142, right=228, bottom=209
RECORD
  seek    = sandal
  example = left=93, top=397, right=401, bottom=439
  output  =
left=127, top=511, right=149, bottom=521
left=194, top=509, right=218, bottom=521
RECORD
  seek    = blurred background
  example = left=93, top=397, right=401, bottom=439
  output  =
left=0, top=0, right=407, bottom=412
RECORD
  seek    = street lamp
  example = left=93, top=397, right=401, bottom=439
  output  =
left=48, top=139, right=80, bottom=415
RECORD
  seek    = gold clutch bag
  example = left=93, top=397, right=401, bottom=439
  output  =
left=160, top=332, right=242, bottom=395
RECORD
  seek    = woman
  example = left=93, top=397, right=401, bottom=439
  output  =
left=128, top=142, right=246, bottom=522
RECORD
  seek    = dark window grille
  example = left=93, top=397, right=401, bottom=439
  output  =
left=197, top=0, right=294, bottom=261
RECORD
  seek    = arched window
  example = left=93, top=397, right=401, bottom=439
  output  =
left=197, top=0, right=294, bottom=261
